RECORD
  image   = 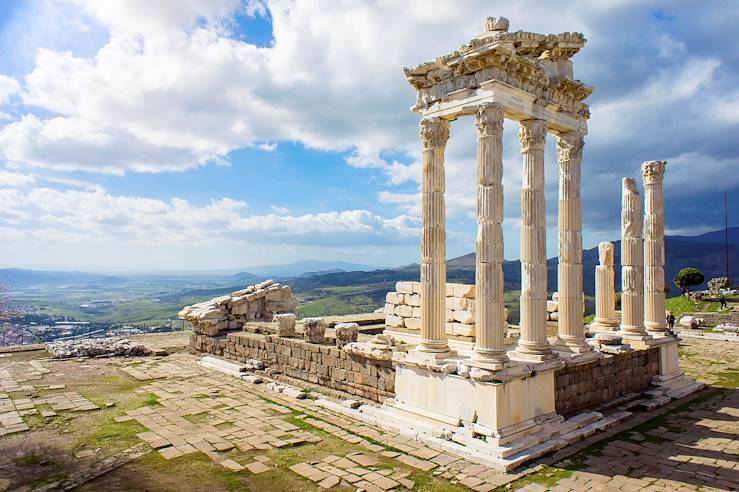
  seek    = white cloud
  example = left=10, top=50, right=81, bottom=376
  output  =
left=0, top=75, right=20, bottom=104
left=258, top=141, right=277, bottom=152
left=0, top=170, right=35, bottom=187
left=269, top=204, right=289, bottom=214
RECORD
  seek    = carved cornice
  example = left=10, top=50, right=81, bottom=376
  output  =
left=556, top=131, right=585, bottom=162
left=641, top=160, right=666, bottom=185
left=475, top=104, right=503, bottom=138
left=518, top=119, right=547, bottom=152
left=419, top=117, right=450, bottom=149
left=404, top=18, right=591, bottom=120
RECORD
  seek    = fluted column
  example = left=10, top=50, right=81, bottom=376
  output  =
left=471, top=104, right=508, bottom=367
left=642, top=161, right=668, bottom=336
left=515, top=119, right=553, bottom=359
left=553, top=132, right=591, bottom=352
left=418, top=117, right=451, bottom=353
left=619, top=178, right=649, bottom=339
left=590, top=242, right=619, bottom=331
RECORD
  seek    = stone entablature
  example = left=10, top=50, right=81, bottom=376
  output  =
left=179, top=280, right=297, bottom=336
left=384, top=281, right=479, bottom=338
left=404, top=17, right=592, bottom=122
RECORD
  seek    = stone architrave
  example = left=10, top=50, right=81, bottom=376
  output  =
left=471, top=103, right=509, bottom=368
left=273, top=313, right=296, bottom=337
left=642, top=161, right=668, bottom=336
left=619, top=178, right=650, bottom=341
left=590, top=242, right=619, bottom=331
left=515, top=119, right=554, bottom=360
left=416, top=117, right=453, bottom=356
left=552, top=131, right=591, bottom=353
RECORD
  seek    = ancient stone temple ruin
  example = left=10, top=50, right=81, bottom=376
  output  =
left=185, top=17, right=704, bottom=471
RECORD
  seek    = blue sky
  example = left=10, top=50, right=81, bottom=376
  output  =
left=0, top=1, right=737, bottom=272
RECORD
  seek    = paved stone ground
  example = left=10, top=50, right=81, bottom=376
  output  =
left=0, top=336, right=736, bottom=491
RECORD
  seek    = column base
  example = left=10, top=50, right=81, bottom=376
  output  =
left=550, top=336, right=594, bottom=354
left=405, top=347, right=457, bottom=365
left=618, top=331, right=655, bottom=349
left=588, top=319, right=619, bottom=333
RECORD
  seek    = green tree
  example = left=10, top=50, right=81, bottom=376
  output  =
left=674, top=267, right=705, bottom=295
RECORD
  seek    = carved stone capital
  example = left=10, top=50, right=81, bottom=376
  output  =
left=420, top=117, right=450, bottom=149
left=475, top=103, right=504, bottom=138
left=555, top=131, right=584, bottom=162
left=641, top=160, right=666, bottom=185
left=518, top=119, right=547, bottom=153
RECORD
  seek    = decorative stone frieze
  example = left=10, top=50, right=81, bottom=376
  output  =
left=274, top=313, right=297, bottom=337
left=302, top=318, right=326, bottom=344
left=335, top=322, right=359, bottom=348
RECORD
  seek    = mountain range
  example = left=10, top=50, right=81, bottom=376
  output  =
left=1, top=228, right=736, bottom=296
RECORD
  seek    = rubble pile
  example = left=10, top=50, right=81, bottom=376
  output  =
left=179, top=280, right=297, bottom=336
left=47, top=338, right=150, bottom=358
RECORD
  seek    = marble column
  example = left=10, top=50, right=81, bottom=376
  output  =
left=417, top=117, right=451, bottom=354
left=553, top=132, right=591, bottom=352
left=515, top=119, right=553, bottom=359
left=471, top=104, right=508, bottom=368
left=619, top=178, right=649, bottom=339
left=590, top=242, right=619, bottom=331
left=642, top=161, right=668, bottom=336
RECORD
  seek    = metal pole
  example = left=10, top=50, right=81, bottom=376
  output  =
left=726, top=190, right=730, bottom=284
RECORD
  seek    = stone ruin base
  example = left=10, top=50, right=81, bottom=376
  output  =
left=190, top=326, right=703, bottom=471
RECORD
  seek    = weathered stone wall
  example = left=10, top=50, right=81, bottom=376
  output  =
left=191, top=332, right=395, bottom=402
left=688, top=311, right=739, bottom=325
left=555, top=348, right=659, bottom=415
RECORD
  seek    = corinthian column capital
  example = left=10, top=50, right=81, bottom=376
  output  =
left=420, top=117, right=450, bottom=149
left=555, top=131, right=585, bottom=162
left=475, top=103, right=504, bottom=138
left=641, top=160, right=666, bottom=185
left=518, top=119, right=547, bottom=152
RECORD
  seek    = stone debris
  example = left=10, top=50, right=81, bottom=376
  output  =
left=715, top=323, right=739, bottom=333
left=179, top=280, right=297, bottom=336
left=679, top=315, right=705, bottom=329
left=46, top=338, right=150, bottom=359
left=707, top=276, right=730, bottom=296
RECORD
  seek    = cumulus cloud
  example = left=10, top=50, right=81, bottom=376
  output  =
left=0, top=75, right=20, bottom=104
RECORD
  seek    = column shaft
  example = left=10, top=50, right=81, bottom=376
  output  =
left=591, top=242, right=619, bottom=330
left=515, top=119, right=553, bottom=358
left=554, top=132, right=591, bottom=351
left=619, top=178, right=648, bottom=338
left=642, top=161, right=668, bottom=335
left=472, top=104, right=508, bottom=366
left=418, top=118, right=451, bottom=352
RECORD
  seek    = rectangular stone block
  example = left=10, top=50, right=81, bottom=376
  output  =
left=396, top=281, right=415, bottom=294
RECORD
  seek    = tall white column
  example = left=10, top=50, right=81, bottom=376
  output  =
left=553, top=132, right=591, bottom=353
left=515, top=119, right=554, bottom=360
left=471, top=104, right=508, bottom=368
left=642, top=160, right=668, bottom=336
left=619, top=177, right=649, bottom=340
left=417, top=117, right=451, bottom=354
left=590, top=242, right=619, bottom=331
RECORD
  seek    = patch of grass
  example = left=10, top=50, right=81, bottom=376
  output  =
left=184, top=412, right=210, bottom=424
left=28, top=474, right=66, bottom=489
left=713, top=369, right=739, bottom=389
left=413, top=470, right=469, bottom=492
left=23, top=413, right=49, bottom=430
left=143, top=393, right=161, bottom=408
left=504, top=465, right=577, bottom=491
left=665, top=295, right=720, bottom=319
left=15, top=453, right=43, bottom=466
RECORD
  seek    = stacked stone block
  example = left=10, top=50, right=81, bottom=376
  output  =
left=555, top=348, right=659, bottom=415
left=179, top=280, right=297, bottom=336
left=191, top=332, right=395, bottom=402
left=384, top=281, right=477, bottom=338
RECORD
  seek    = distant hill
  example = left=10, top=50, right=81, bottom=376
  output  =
left=282, top=227, right=738, bottom=297
left=0, top=268, right=121, bottom=289
left=234, top=260, right=378, bottom=278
